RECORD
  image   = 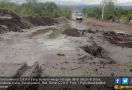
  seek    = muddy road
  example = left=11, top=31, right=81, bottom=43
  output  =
left=0, top=18, right=132, bottom=77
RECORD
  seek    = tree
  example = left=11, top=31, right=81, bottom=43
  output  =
left=101, top=0, right=117, bottom=19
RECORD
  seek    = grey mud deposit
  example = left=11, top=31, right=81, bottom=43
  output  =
left=0, top=20, right=132, bottom=77
left=0, top=9, right=132, bottom=78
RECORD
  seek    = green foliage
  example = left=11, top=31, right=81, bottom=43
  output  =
left=83, top=0, right=132, bottom=22
left=20, top=2, right=59, bottom=17
left=83, top=7, right=132, bottom=22
left=83, top=7, right=102, bottom=19
left=59, top=8, right=72, bottom=19
left=0, top=1, right=71, bottom=18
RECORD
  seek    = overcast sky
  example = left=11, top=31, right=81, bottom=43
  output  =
left=12, top=0, right=132, bottom=5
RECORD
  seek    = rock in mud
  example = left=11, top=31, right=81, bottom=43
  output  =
left=57, top=53, right=65, bottom=56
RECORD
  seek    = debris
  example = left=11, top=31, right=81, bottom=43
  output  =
left=81, top=43, right=108, bottom=58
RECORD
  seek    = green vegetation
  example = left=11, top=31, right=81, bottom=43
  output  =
left=83, top=0, right=132, bottom=23
left=0, top=1, right=72, bottom=18
left=83, top=8, right=102, bottom=19
left=83, top=7, right=132, bottom=22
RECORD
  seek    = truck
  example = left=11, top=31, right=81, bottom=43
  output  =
left=72, top=12, right=83, bottom=22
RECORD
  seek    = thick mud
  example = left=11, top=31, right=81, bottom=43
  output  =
left=0, top=9, right=58, bottom=34
left=24, top=16, right=58, bottom=26
left=104, top=31, right=132, bottom=48
left=0, top=9, right=29, bottom=33
left=0, top=11, right=132, bottom=78
left=81, top=43, right=107, bottom=58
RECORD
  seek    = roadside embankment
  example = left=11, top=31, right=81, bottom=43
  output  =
left=0, top=9, right=58, bottom=34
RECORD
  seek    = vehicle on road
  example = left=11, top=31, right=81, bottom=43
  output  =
left=72, top=12, right=83, bottom=23
left=75, top=13, right=83, bottom=22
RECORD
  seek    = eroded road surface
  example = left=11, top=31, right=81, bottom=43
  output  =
left=70, top=20, right=89, bottom=30
left=0, top=20, right=132, bottom=77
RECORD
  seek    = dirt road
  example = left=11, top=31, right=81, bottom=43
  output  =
left=85, top=18, right=132, bottom=33
left=0, top=19, right=132, bottom=77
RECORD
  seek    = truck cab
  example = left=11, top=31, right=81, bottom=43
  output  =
left=75, top=13, right=83, bottom=22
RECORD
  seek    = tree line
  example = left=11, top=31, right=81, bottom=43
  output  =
left=83, top=0, right=132, bottom=23
left=0, top=1, right=72, bottom=19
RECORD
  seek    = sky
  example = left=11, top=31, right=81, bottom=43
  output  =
left=12, top=0, right=132, bottom=6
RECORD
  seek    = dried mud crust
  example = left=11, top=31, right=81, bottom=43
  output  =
left=103, top=31, right=132, bottom=48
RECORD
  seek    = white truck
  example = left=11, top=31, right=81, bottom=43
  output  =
left=72, top=12, right=83, bottom=22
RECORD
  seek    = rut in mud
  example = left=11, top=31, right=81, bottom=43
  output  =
left=62, top=28, right=81, bottom=37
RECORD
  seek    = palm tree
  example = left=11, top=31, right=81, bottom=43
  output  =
left=101, top=0, right=117, bottom=19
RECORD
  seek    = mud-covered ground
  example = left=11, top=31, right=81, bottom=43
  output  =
left=0, top=17, right=132, bottom=77
left=0, top=9, right=132, bottom=78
